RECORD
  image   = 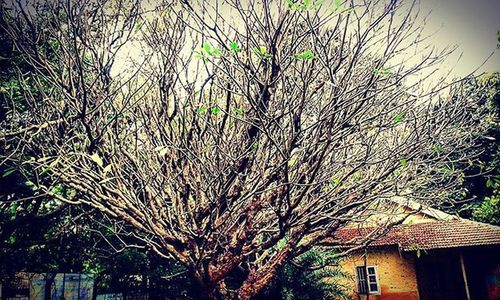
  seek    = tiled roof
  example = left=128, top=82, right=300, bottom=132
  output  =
left=331, top=219, right=500, bottom=251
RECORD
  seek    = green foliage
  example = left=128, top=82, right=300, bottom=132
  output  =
left=447, top=73, right=500, bottom=225
left=0, top=10, right=195, bottom=297
left=374, top=67, right=393, bottom=76
left=438, top=166, right=453, bottom=175
left=2, top=167, right=16, bottom=177
left=24, top=180, right=38, bottom=191
left=253, top=46, right=273, bottom=59
left=472, top=194, right=500, bottom=225
left=393, top=113, right=404, bottom=123
left=194, top=42, right=222, bottom=59
left=229, top=41, right=241, bottom=53
left=294, top=49, right=315, bottom=61
left=287, top=0, right=325, bottom=11
left=203, top=42, right=221, bottom=57
left=432, top=143, right=442, bottom=155
left=196, top=106, right=208, bottom=114
left=256, top=248, right=349, bottom=300
left=400, top=158, right=408, bottom=168
left=470, top=175, right=500, bottom=225
left=331, top=178, right=340, bottom=186
left=233, top=107, right=244, bottom=116
left=134, top=20, right=144, bottom=33
left=211, top=106, right=222, bottom=115
left=350, top=171, right=362, bottom=181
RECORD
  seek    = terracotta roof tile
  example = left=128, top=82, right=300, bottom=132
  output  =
left=331, top=219, right=500, bottom=251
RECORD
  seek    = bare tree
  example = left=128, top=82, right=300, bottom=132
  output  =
left=0, top=0, right=490, bottom=298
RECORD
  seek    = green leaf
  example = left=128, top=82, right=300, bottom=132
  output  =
left=351, top=172, right=362, bottom=181
left=50, top=184, right=64, bottom=196
left=40, top=158, right=60, bottom=175
left=25, top=180, right=35, bottom=187
left=294, top=49, right=315, bottom=60
left=432, top=144, right=442, bottom=155
left=276, top=236, right=289, bottom=250
left=331, top=177, right=340, bottom=186
left=393, top=113, right=404, bottom=123
left=296, top=4, right=306, bottom=10
left=134, top=20, right=144, bottom=33
left=194, top=52, right=206, bottom=59
left=312, top=0, right=325, bottom=8
left=486, top=178, right=494, bottom=188
left=211, top=106, right=221, bottom=115
left=438, top=167, right=452, bottom=174
left=400, top=158, right=407, bottom=168
left=40, top=167, right=52, bottom=176
left=201, top=42, right=221, bottom=57
left=330, top=0, right=345, bottom=12
left=7, top=233, right=17, bottom=245
left=203, top=42, right=212, bottom=53
left=91, top=153, right=103, bottom=167
left=251, top=143, right=259, bottom=150
left=253, top=46, right=272, bottom=59
left=2, top=168, right=16, bottom=178
left=229, top=41, right=241, bottom=53
left=9, top=203, right=18, bottom=216
left=374, top=68, right=392, bottom=76
left=25, top=180, right=38, bottom=191
left=196, top=106, right=208, bottom=114
left=234, top=107, right=244, bottom=116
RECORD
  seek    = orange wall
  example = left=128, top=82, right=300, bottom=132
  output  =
left=339, top=247, right=420, bottom=300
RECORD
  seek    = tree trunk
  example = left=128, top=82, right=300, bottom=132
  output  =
left=198, top=286, right=218, bottom=300
left=190, top=270, right=218, bottom=300
left=237, top=274, right=273, bottom=300
left=44, top=273, right=56, bottom=300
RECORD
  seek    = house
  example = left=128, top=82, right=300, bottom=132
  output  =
left=330, top=203, right=500, bottom=300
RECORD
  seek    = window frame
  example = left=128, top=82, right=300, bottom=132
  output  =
left=355, top=265, right=381, bottom=295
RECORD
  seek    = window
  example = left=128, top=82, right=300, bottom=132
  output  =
left=355, top=266, right=380, bottom=295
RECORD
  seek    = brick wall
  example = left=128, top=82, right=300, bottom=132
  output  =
left=339, top=247, right=420, bottom=300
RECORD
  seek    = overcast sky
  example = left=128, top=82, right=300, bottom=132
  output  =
left=420, top=0, right=499, bottom=76
left=109, top=0, right=499, bottom=80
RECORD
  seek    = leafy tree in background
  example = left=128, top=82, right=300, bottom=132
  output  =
left=255, top=248, right=349, bottom=300
left=444, top=73, right=499, bottom=225
left=468, top=73, right=499, bottom=225
left=0, top=2, right=74, bottom=280
left=0, top=4, right=191, bottom=299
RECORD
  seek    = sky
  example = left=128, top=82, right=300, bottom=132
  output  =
left=109, top=0, right=499, bottom=81
left=419, top=0, right=499, bottom=76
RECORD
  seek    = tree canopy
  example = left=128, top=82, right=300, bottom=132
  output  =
left=0, top=0, right=491, bottom=299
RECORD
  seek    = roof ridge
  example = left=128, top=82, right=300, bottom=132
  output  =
left=333, top=217, right=500, bottom=250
